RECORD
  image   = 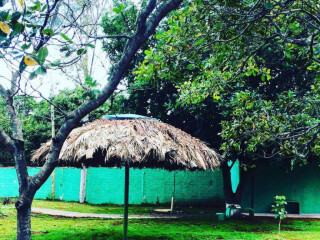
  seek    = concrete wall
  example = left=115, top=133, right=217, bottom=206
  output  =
left=241, top=164, right=320, bottom=214
left=0, top=168, right=52, bottom=199
left=0, top=167, right=224, bottom=205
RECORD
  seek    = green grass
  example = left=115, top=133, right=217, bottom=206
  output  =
left=0, top=200, right=320, bottom=239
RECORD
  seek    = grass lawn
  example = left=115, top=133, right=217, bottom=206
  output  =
left=31, top=199, right=218, bottom=215
left=0, top=199, right=320, bottom=239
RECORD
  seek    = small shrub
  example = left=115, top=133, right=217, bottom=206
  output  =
left=3, top=197, right=12, bottom=205
left=271, top=195, right=287, bottom=236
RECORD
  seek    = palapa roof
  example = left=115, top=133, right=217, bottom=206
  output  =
left=31, top=119, right=221, bottom=170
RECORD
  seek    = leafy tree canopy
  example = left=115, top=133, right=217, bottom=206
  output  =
left=134, top=0, right=320, bottom=168
left=0, top=87, right=125, bottom=166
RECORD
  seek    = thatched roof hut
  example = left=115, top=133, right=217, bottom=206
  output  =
left=32, top=118, right=221, bottom=240
left=32, top=119, right=221, bottom=170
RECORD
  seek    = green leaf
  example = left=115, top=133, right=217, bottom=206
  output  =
left=59, top=46, right=70, bottom=52
left=113, top=8, right=121, bottom=14
left=65, top=51, right=72, bottom=57
left=19, top=57, right=26, bottom=72
left=41, top=4, right=47, bottom=12
left=263, top=3, right=273, bottom=10
left=35, top=66, right=47, bottom=75
left=0, top=10, right=9, bottom=22
left=144, top=49, right=153, bottom=56
left=246, top=102, right=253, bottom=109
left=10, top=12, right=21, bottom=22
left=50, top=60, right=60, bottom=67
left=76, top=49, right=87, bottom=55
left=195, top=38, right=204, bottom=45
left=187, top=64, right=193, bottom=70
left=87, top=43, right=95, bottom=48
left=60, top=33, right=73, bottom=43
left=30, top=1, right=41, bottom=11
left=38, top=46, right=48, bottom=65
left=29, top=71, right=37, bottom=80
left=85, top=76, right=97, bottom=87
left=21, top=43, right=31, bottom=50
left=13, top=54, right=23, bottom=60
left=11, top=22, right=24, bottom=36
left=42, top=28, right=54, bottom=36
left=118, top=3, right=124, bottom=11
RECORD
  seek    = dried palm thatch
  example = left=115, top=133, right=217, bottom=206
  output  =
left=31, top=119, right=221, bottom=170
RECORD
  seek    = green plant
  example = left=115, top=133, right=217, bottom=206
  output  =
left=2, top=197, right=12, bottom=205
left=271, top=195, right=287, bottom=236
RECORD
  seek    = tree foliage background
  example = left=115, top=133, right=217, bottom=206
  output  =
left=134, top=0, right=320, bottom=169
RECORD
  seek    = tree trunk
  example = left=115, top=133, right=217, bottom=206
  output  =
left=221, top=161, right=247, bottom=205
left=17, top=203, right=32, bottom=240
left=15, top=186, right=35, bottom=240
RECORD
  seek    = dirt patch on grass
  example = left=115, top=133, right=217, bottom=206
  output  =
left=111, top=221, right=123, bottom=226
left=32, top=231, right=49, bottom=235
left=281, top=227, right=299, bottom=231
left=233, top=227, right=260, bottom=233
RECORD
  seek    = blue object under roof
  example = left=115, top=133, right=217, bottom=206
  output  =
left=103, top=114, right=158, bottom=121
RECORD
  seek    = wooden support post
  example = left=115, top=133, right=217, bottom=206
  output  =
left=170, top=197, right=175, bottom=211
left=51, top=170, right=55, bottom=199
left=123, top=165, right=129, bottom=240
left=51, top=104, right=56, bottom=199
left=171, top=171, right=176, bottom=211
left=79, top=164, right=87, bottom=203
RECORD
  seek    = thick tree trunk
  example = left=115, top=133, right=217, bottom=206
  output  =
left=15, top=187, right=35, bottom=240
left=222, top=161, right=247, bottom=205
left=17, top=204, right=32, bottom=240
left=13, top=141, right=35, bottom=240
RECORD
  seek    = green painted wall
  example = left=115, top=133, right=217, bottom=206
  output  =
left=0, top=167, right=224, bottom=206
left=86, top=168, right=224, bottom=205
left=0, top=168, right=52, bottom=199
left=54, top=168, right=81, bottom=201
left=241, top=164, right=320, bottom=214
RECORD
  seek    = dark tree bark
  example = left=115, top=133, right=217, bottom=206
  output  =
left=17, top=202, right=32, bottom=240
left=0, top=1, right=183, bottom=239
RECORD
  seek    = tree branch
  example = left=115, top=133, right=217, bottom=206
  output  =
left=0, top=126, right=14, bottom=153
left=31, top=0, right=183, bottom=190
left=88, top=34, right=131, bottom=40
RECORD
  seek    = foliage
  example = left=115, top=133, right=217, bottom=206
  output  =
left=0, top=87, right=125, bottom=166
left=271, top=195, right=287, bottom=235
left=0, top=98, right=12, bottom=166
left=271, top=195, right=287, bottom=220
left=133, top=0, right=320, bottom=167
left=2, top=197, right=12, bottom=205
left=1, top=0, right=185, bottom=238
left=101, top=0, right=138, bottom=63
left=0, top=0, right=94, bottom=80
left=101, top=1, right=222, bottom=149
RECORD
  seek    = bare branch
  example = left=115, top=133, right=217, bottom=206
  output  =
left=88, top=34, right=131, bottom=40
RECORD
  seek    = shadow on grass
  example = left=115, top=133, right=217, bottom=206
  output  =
left=31, top=228, right=176, bottom=240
